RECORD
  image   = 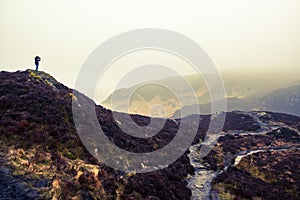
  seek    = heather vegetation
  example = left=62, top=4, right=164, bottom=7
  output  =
left=0, top=70, right=299, bottom=199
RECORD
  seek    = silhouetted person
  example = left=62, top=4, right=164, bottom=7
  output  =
left=34, top=56, right=41, bottom=71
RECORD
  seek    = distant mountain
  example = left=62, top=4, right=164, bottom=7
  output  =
left=172, top=85, right=300, bottom=118
left=248, top=84, right=300, bottom=116
left=102, top=74, right=212, bottom=118
left=172, top=97, right=251, bottom=119
left=102, top=73, right=300, bottom=118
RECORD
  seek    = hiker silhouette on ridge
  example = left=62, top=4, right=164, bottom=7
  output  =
left=34, top=56, right=41, bottom=71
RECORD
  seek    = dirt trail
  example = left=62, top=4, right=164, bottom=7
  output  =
left=187, top=112, right=300, bottom=200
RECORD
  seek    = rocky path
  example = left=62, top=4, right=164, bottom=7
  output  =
left=187, top=143, right=219, bottom=200
left=187, top=112, right=300, bottom=200
left=233, top=146, right=300, bottom=166
left=0, top=149, right=41, bottom=200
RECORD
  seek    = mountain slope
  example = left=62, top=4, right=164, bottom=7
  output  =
left=0, top=70, right=194, bottom=199
left=0, top=70, right=299, bottom=199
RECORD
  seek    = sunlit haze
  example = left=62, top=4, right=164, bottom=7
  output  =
left=1, top=0, right=300, bottom=101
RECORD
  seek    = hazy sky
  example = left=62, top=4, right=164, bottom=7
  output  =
left=1, top=0, right=300, bottom=97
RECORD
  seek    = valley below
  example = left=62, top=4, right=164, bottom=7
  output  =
left=187, top=111, right=300, bottom=199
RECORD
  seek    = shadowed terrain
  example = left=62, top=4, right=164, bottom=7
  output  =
left=0, top=70, right=299, bottom=199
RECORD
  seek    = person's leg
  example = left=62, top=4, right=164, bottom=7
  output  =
left=35, top=63, right=39, bottom=71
